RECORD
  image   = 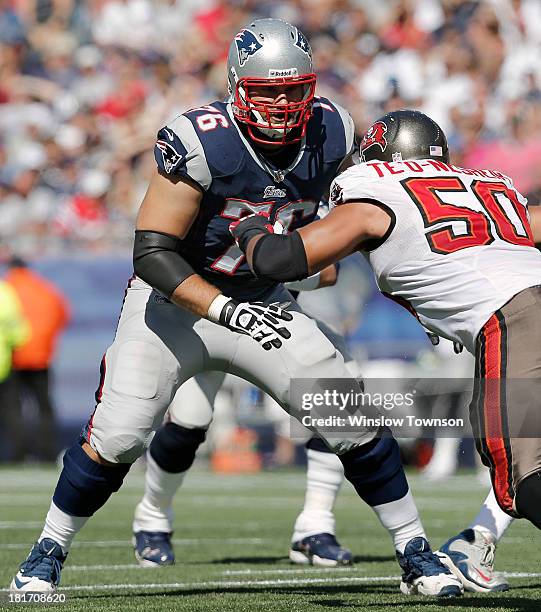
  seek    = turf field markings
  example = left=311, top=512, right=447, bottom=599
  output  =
left=0, top=575, right=402, bottom=593
left=60, top=565, right=359, bottom=574
left=221, top=567, right=360, bottom=575
left=4, top=571, right=540, bottom=593
left=0, top=521, right=44, bottom=529
left=4, top=537, right=268, bottom=550
left=65, top=564, right=144, bottom=572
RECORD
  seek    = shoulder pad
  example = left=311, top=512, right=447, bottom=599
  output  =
left=155, top=102, right=246, bottom=188
left=154, top=116, right=212, bottom=190
left=309, top=97, right=355, bottom=161
left=182, top=102, right=246, bottom=178
left=329, top=164, right=378, bottom=209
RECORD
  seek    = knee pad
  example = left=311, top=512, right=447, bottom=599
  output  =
left=53, top=440, right=130, bottom=517
left=338, top=433, right=408, bottom=507
left=150, top=422, right=206, bottom=473
left=305, top=436, right=333, bottom=453
left=515, top=472, right=541, bottom=528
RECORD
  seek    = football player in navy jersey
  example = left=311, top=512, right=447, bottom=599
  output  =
left=11, top=21, right=462, bottom=598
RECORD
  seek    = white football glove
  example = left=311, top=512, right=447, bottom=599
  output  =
left=208, top=295, right=293, bottom=350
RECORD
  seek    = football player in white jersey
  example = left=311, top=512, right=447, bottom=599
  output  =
left=232, top=109, right=541, bottom=591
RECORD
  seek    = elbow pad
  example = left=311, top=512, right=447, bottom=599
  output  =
left=251, top=232, right=309, bottom=282
left=133, top=230, right=195, bottom=298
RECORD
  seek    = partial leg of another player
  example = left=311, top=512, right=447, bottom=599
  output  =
left=442, top=286, right=541, bottom=594
left=437, top=487, right=513, bottom=592
left=289, top=437, right=352, bottom=566
left=134, top=379, right=352, bottom=567
left=132, top=372, right=224, bottom=566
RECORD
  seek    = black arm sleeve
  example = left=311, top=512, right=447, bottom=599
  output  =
left=133, top=230, right=196, bottom=298
left=250, top=231, right=309, bottom=282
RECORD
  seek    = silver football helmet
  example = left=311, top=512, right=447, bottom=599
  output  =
left=227, top=19, right=316, bottom=145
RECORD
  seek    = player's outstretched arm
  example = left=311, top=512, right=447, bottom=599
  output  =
left=529, top=206, right=541, bottom=245
left=232, top=202, right=391, bottom=280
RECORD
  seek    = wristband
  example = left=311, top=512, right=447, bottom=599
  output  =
left=207, top=294, right=231, bottom=323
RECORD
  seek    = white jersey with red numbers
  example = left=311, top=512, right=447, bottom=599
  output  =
left=329, top=159, right=541, bottom=353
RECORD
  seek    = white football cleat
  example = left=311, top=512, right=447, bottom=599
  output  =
left=10, top=539, right=66, bottom=593
left=437, top=528, right=509, bottom=593
left=397, top=537, right=463, bottom=597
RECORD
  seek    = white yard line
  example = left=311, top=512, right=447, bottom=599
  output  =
left=4, top=537, right=267, bottom=550
left=1, top=575, right=401, bottom=593
left=60, top=565, right=357, bottom=574
left=1, top=571, right=539, bottom=593
left=64, top=564, right=145, bottom=572
left=221, top=567, right=358, bottom=576
left=58, top=566, right=541, bottom=579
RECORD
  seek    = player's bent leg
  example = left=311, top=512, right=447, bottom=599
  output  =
left=133, top=372, right=224, bottom=567
left=11, top=440, right=131, bottom=592
left=224, top=288, right=461, bottom=596
left=338, top=434, right=463, bottom=597
left=133, top=423, right=206, bottom=567
left=11, top=281, right=198, bottom=592
left=290, top=437, right=352, bottom=567
left=437, top=488, right=512, bottom=593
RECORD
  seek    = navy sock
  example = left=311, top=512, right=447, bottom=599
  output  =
left=53, top=440, right=130, bottom=517
left=150, top=422, right=206, bottom=473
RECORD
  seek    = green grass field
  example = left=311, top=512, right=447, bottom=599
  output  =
left=1, top=466, right=540, bottom=611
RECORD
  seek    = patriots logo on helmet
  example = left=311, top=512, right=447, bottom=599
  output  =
left=235, top=29, right=263, bottom=67
left=156, top=136, right=183, bottom=174
left=361, top=121, right=388, bottom=159
left=294, top=28, right=311, bottom=57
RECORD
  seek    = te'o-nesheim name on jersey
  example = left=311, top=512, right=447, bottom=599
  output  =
left=363, top=158, right=511, bottom=181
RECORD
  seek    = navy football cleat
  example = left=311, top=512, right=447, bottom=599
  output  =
left=133, top=531, right=175, bottom=567
left=289, top=533, right=353, bottom=567
left=397, top=537, right=463, bottom=597
left=437, top=528, right=509, bottom=593
left=10, top=538, right=67, bottom=592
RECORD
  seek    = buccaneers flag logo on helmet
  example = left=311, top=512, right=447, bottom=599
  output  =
left=360, top=121, right=388, bottom=160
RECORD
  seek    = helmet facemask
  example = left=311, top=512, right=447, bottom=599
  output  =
left=232, top=74, right=316, bottom=146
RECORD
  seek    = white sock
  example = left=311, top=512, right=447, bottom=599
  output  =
left=371, top=490, right=426, bottom=554
left=39, top=501, right=89, bottom=555
left=291, top=449, right=343, bottom=542
left=132, top=452, right=187, bottom=533
left=469, top=487, right=514, bottom=541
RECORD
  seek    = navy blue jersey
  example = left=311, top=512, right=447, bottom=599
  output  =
left=154, top=97, right=354, bottom=299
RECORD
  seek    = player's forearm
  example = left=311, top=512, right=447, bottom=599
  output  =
left=170, top=274, right=221, bottom=318
left=133, top=229, right=220, bottom=317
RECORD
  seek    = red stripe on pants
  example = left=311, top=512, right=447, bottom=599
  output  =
left=483, top=314, right=514, bottom=513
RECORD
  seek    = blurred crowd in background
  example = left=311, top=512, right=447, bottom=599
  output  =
left=0, top=0, right=539, bottom=470
left=1, top=0, right=541, bottom=256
